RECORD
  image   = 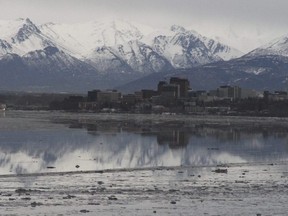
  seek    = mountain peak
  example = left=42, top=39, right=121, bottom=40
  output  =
left=170, top=25, right=186, bottom=33
left=12, top=18, right=41, bottom=43
left=25, top=18, right=33, bottom=25
left=15, top=17, right=33, bottom=24
left=246, top=34, right=288, bottom=58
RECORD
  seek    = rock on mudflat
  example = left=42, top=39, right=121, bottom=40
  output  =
left=108, top=195, right=118, bottom=200
left=31, top=202, right=43, bottom=207
left=213, top=168, right=228, bottom=174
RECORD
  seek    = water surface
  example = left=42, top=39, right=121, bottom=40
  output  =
left=0, top=111, right=288, bottom=175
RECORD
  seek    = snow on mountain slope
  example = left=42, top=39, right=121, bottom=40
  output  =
left=0, top=18, right=55, bottom=56
left=203, top=37, right=243, bottom=61
left=23, top=46, right=82, bottom=70
left=0, top=18, right=27, bottom=39
left=189, top=23, right=281, bottom=54
left=40, top=21, right=242, bottom=68
left=0, top=18, right=242, bottom=70
left=147, top=25, right=233, bottom=68
left=86, top=46, right=129, bottom=73
left=0, top=39, right=13, bottom=56
left=113, top=40, right=173, bottom=73
left=88, top=40, right=173, bottom=74
left=39, top=19, right=152, bottom=58
left=246, top=35, right=288, bottom=57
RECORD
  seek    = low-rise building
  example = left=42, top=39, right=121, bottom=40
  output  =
left=217, top=85, right=241, bottom=100
left=97, top=90, right=121, bottom=103
left=264, top=91, right=288, bottom=101
left=87, top=90, right=101, bottom=102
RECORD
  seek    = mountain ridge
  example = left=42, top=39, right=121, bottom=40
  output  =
left=2, top=17, right=287, bottom=93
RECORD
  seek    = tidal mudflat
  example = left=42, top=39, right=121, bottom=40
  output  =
left=0, top=111, right=288, bottom=215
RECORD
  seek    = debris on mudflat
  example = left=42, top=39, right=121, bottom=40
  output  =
left=213, top=168, right=228, bottom=174
left=63, top=194, right=76, bottom=199
left=30, top=202, right=43, bottom=207
left=97, top=181, right=104, bottom=185
left=46, top=166, right=56, bottom=169
left=15, top=188, right=28, bottom=194
left=21, top=197, right=31, bottom=201
left=108, top=195, right=118, bottom=200
left=88, top=202, right=100, bottom=205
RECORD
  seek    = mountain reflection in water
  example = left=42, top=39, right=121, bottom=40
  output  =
left=0, top=113, right=288, bottom=174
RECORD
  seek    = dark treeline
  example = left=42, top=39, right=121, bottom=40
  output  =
left=205, top=98, right=288, bottom=117
left=0, top=92, right=80, bottom=110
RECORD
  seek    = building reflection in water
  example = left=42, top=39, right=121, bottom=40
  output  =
left=1, top=117, right=288, bottom=175
left=156, top=130, right=189, bottom=148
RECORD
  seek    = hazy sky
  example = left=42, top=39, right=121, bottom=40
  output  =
left=0, top=0, right=288, bottom=52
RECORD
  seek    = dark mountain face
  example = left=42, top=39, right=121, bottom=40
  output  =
left=0, top=48, right=101, bottom=92
left=183, top=55, right=288, bottom=90
left=117, top=55, right=288, bottom=93
left=0, top=46, right=153, bottom=92
left=0, top=39, right=12, bottom=50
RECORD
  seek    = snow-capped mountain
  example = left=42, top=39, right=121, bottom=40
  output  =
left=88, top=40, right=173, bottom=74
left=0, top=18, right=55, bottom=56
left=149, top=25, right=219, bottom=68
left=203, top=36, right=243, bottom=61
left=148, top=25, right=243, bottom=68
left=246, top=35, right=288, bottom=58
left=39, top=20, right=242, bottom=70
left=0, top=18, right=245, bottom=92
left=39, top=20, right=153, bottom=58
left=118, top=35, right=288, bottom=93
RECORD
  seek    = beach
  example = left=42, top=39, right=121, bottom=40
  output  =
left=1, top=162, right=288, bottom=216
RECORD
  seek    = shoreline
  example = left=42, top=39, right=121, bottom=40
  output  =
left=4, top=110, right=288, bottom=126
left=0, top=160, right=287, bottom=179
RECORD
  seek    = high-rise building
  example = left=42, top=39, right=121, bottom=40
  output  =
left=169, top=77, right=190, bottom=98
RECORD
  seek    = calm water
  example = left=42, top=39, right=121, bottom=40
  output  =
left=0, top=111, right=288, bottom=175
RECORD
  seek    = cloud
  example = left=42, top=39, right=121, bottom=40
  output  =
left=0, top=0, right=288, bottom=51
left=0, top=0, right=286, bottom=26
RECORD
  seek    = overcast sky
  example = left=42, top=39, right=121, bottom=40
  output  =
left=0, top=0, right=287, bottom=52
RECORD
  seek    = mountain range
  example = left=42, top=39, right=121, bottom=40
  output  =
left=0, top=18, right=288, bottom=92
